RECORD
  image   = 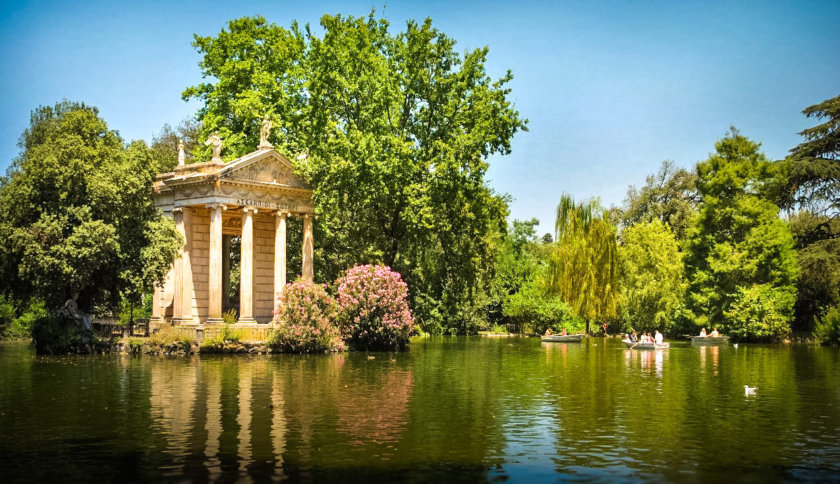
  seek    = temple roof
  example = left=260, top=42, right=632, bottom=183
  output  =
left=153, top=148, right=314, bottom=215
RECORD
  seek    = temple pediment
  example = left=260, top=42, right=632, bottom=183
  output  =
left=219, top=149, right=308, bottom=189
left=153, top=147, right=314, bottom=215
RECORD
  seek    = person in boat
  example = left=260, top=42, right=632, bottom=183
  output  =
left=545, top=328, right=553, bottom=336
left=654, top=330, right=663, bottom=345
left=631, top=331, right=638, bottom=342
left=561, top=328, right=567, bottom=336
left=699, top=328, right=707, bottom=337
left=710, top=328, right=720, bottom=337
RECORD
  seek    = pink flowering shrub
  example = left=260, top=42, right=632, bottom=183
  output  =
left=270, top=280, right=344, bottom=353
left=335, top=264, right=415, bottom=351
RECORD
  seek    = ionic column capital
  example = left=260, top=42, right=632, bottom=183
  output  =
left=206, top=203, right=227, bottom=211
left=275, top=210, right=289, bottom=219
left=242, top=206, right=259, bottom=214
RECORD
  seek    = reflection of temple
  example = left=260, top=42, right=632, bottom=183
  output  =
left=150, top=145, right=315, bottom=330
left=148, top=359, right=288, bottom=480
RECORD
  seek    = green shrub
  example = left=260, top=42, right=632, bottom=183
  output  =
left=31, top=313, right=106, bottom=354
left=723, top=284, right=795, bottom=342
left=503, top=282, right=581, bottom=334
left=201, top=321, right=245, bottom=349
left=270, top=280, right=343, bottom=353
left=815, top=306, right=840, bottom=345
left=0, top=298, right=48, bottom=340
left=222, top=308, right=237, bottom=325
left=148, top=325, right=194, bottom=352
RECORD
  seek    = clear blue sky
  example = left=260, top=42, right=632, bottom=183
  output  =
left=2, top=0, right=838, bottom=233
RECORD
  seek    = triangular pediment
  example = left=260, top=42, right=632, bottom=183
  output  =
left=219, top=149, right=308, bottom=189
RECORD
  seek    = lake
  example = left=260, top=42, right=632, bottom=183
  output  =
left=1, top=336, right=839, bottom=482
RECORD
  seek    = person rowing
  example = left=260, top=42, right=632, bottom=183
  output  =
left=710, top=328, right=720, bottom=337
left=654, top=330, right=663, bottom=345
left=699, top=328, right=707, bottom=337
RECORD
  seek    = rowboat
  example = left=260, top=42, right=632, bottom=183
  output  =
left=623, top=340, right=669, bottom=350
left=691, top=336, right=729, bottom=346
left=541, top=334, right=586, bottom=343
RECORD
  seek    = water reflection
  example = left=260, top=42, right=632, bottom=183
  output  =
left=1, top=339, right=840, bottom=481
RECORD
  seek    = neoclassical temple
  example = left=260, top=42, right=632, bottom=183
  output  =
left=150, top=128, right=314, bottom=330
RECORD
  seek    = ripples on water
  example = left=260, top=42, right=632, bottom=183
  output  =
left=0, top=337, right=839, bottom=482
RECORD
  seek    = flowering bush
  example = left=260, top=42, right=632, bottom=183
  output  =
left=270, top=280, right=344, bottom=353
left=335, top=264, right=414, bottom=351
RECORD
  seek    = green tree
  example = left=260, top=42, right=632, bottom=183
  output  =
left=182, top=13, right=526, bottom=332
left=789, top=211, right=840, bottom=331
left=781, top=94, right=840, bottom=333
left=618, top=219, right=685, bottom=333
left=546, top=194, right=619, bottom=332
left=619, top=160, right=699, bottom=240
left=684, top=129, right=798, bottom=341
left=784, top=94, right=840, bottom=232
left=0, top=101, right=181, bottom=317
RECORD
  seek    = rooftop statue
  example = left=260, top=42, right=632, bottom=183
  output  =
left=259, top=115, right=273, bottom=149
left=205, top=133, right=223, bottom=162
left=177, top=139, right=185, bottom=166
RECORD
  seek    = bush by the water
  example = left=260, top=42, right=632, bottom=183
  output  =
left=723, top=284, right=795, bottom=342
left=270, top=281, right=344, bottom=353
left=0, top=297, right=48, bottom=340
left=31, top=313, right=109, bottom=354
left=815, top=306, right=840, bottom=345
left=335, top=265, right=414, bottom=351
left=503, top=282, right=583, bottom=334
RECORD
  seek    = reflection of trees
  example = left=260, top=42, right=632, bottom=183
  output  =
left=336, top=368, right=413, bottom=445
left=4, top=338, right=840, bottom=481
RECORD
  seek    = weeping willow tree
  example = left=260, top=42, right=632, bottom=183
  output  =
left=546, top=194, right=619, bottom=333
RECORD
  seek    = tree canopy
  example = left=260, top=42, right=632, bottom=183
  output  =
left=546, top=194, right=618, bottom=329
left=0, top=101, right=181, bottom=314
left=619, top=160, right=699, bottom=241
left=618, top=219, right=685, bottom=333
left=182, top=13, right=527, bottom=332
left=684, top=129, right=798, bottom=340
left=785, top=94, right=840, bottom=232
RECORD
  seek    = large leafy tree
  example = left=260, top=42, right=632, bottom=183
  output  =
left=183, top=13, right=526, bottom=332
left=618, top=219, right=685, bottom=333
left=784, top=94, right=840, bottom=233
left=782, top=94, right=840, bottom=331
left=0, top=101, right=181, bottom=315
left=684, top=129, right=798, bottom=341
left=546, top=195, right=618, bottom=331
left=619, top=160, right=699, bottom=241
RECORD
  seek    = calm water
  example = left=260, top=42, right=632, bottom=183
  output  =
left=1, top=337, right=839, bottom=482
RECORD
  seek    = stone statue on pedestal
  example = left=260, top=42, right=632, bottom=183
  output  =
left=177, top=139, right=186, bottom=166
left=61, top=292, right=92, bottom=332
left=205, top=133, right=223, bottom=162
left=259, top=115, right=273, bottom=149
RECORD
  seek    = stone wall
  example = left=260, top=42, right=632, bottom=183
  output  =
left=189, top=207, right=210, bottom=323
left=254, top=213, right=275, bottom=322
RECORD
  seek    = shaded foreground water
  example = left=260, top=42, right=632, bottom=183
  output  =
left=1, top=337, right=839, bottom=482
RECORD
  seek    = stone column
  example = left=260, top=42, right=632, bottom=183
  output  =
left=302, top=214, right=314, bottom=282
left=172, top=208, right=185, bottom=322
left=274, top=212, right=288, bottom=318
left=151, top=284, right=162, bottom=324
left=239, top=207, right=257, bottom=323
left=180, top=208, right=194, bottom=324
left=222, top=235, right=231, bottom=311
left=207, top=203, right=224, bottom=323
